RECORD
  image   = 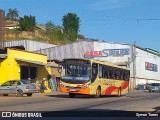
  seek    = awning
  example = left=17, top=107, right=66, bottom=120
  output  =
left=0, top=54, right=7, bottom=59
left=15, top=58, right=47, bottom=66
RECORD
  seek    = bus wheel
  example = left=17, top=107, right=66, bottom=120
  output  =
left=117, top=88, right=121, bottom=97
left=95, top=87, right=101, bottom=98
left=69, top=93, right=75, bottom=98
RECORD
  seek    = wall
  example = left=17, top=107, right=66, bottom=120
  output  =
left=0, top=48, right=49, bottom=84
left=34, top=40, right=160, bottom=89
left=93, top=42, right=132, bottom=64
left=36, top=41, right=94, bottom=60
left=8, top=48, right=47, bottom=63
left=48, top=62, right=60, bottom=77
left=0, top=59, right=8, bottom=85
left=135, top=47, right=160, bottom=85
left=0, top=10, right=5, bottom=47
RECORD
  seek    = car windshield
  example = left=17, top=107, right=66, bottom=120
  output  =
left=151, top=83, right=160, bottom=86
left=61, top=64, right=90, bottom=83
left=20, top=80, right=30, bottom=84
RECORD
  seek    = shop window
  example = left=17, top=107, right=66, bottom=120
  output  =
left=20, top=66, right=37, bottom=80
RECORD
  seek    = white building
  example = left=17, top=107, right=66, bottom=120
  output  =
left=34, top=40, right=160, bottom=89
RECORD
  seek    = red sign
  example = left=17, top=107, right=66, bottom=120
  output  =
left=85, top=51, right=103, bottom=57
left=145, top=62, right=158, bottom=72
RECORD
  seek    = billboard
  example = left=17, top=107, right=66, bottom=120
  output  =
left=84, top=48, right=130, bottom=58
left=145, top=62, right=158, bottom=72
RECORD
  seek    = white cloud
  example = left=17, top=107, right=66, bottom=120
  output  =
left=90, top=0, right=130, bottom=11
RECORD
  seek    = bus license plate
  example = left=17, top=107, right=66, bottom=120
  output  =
left=70, top=89, right=76, bottom=92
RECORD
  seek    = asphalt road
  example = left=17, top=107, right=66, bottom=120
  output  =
left=0, top=90, right=160, bottom=114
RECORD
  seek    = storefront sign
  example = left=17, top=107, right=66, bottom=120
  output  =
left=145, top=62, right=158, bottom=72
left=84, top=48, right=130, bottom=58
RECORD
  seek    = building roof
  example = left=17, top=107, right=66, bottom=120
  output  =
left=15, top=58, right=46, bottom=66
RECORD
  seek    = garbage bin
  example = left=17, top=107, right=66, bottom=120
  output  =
left=138, top=84, right=145, bottom=90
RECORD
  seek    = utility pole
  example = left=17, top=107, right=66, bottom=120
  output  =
left=132, top=41, right=136, bottom=89
left=0, top=9, right=5, bottom=49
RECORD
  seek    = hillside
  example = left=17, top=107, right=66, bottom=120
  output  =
left=5, top=20, right=53, bottom=44
left=4, top=21, right=85, bottom=45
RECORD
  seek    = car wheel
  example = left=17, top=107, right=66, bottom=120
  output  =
left=3, top=94, right=8, bottom=96
left=27, top=93, right=32, bottom=96
left=17, top=90, right=23, bottom=97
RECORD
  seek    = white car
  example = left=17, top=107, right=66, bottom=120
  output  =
left=149, top=83, right=160, bottom=92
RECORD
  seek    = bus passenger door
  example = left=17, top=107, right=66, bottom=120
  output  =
left=90, top=63, right=98, bottom=94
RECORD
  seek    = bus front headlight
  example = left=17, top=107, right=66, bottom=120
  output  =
left=82, top=84, right=90, bottom=89
left=60, top=83, right=66, bottom=87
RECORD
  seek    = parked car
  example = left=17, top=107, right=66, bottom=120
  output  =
left=0, top=80, right=36, bottom=97
left=148, top=83, right=160, bottom=92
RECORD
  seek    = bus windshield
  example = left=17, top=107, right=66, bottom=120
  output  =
left=61, top=64, right=90, bottom=83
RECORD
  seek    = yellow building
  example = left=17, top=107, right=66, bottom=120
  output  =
left=0, top=48, right=52, bottom=92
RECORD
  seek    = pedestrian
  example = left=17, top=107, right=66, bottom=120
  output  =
left=40, top=79, right=47, bottom=93
left=50, top=74, right=58, bottom=91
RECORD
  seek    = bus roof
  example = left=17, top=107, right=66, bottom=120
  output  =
left=63, top=58, right=130, bottom=70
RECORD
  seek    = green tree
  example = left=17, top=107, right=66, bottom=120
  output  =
left=19, top=15, right=36, bottom=31
left=6, top=8, right=19, bottom=20
left=45, top=20, right=55, bottom=31
left=62, top=13, right=80, bottom=42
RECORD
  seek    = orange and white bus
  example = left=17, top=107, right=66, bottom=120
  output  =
left=58, top=58, right=130, bottom=98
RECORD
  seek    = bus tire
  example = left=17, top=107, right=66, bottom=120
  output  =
left=27, top=93, right=32, bottom=96
left=3, top=94, right=8, bottom=96
left=95, top=87, right=101, bottom=98
left=117, top=87, right=121, bottom=97
left=69, top=93, right=75, bottom=98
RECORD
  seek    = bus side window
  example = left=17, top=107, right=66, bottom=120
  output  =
left=109, top=67, right=113, bottom=79
left=112, top=67, right=116, bottom=79
left=128, top=71, right=130, bottom=80
left=116, top=69, right=120, bottom=80
left=125, top=70, right=130, bottom=81
left=106, top=66, right=110, bottom=79
left=99, top=65, right=102, bottom=78
left=91, top=63, right=98, bottom=83
left=103, top=66, right=107, bottom=78
left=120, top=70, right=124, bottom=80
left=123, top=70, right=126, bottom=80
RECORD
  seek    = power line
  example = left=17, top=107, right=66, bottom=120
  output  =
left=88, top=16, right=160, bottom=23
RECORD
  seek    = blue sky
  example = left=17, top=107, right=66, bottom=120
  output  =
left=1, top=0, right=160, bottom=52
